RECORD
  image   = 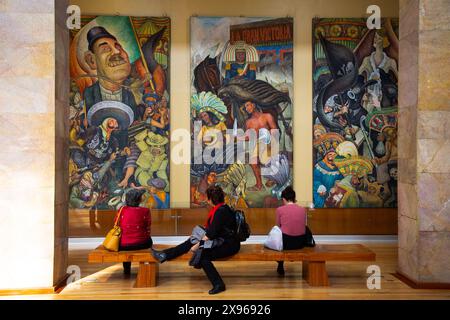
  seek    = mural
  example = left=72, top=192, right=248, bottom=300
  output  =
left=190, top=17, right=294, bottom=208
left=69, top=16, right=171, bottom=212
left=312, top=18, right=398, bottom=208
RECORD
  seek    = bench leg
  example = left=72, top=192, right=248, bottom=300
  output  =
left=302, top=261, right=309, bottom=280
left=134, top=262, right=158, bottom=288
left=306, top=261, right=329, bottom=286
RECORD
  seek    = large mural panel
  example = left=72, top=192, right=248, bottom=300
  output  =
left=312, top=18, right=399, bottom=208
left=190, top=17, right=294, bottom=208
left=69, top=16, right=171, bottom=216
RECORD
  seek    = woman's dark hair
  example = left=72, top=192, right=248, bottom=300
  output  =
left=206, top=185, right=225, bottom=205
left=202, top=111, right=220, bottom=126
left=281, top=186, right=296, bottom=202
left=125, top=189, right=145, bottom=207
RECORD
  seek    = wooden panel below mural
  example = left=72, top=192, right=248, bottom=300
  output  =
left=69, top=208, right=397, bottom=237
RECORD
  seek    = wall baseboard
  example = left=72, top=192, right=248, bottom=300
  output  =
left=393, top=272, right=450, bottom=290
left=0, top=274, right=71, bottom=296
left=0, top=288, right=55, bottom=296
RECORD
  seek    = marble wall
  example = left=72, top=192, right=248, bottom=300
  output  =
left=398, top=0, right=450, bottom=284
left=0, top=0, right=69, bottom=290
left=54, top=0, right=70, bottom=288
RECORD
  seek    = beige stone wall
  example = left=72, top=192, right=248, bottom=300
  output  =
left=0, top=0, right=69, bottom=289
left=71, top=0, right=400, bottom=207
left=398, top=0, right=450, bottom=283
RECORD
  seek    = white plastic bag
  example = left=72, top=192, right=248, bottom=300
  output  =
left=264, top=226, right=283, bottom=251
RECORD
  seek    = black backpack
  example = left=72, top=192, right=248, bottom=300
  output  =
left=233, top=208, right=251, bottom=242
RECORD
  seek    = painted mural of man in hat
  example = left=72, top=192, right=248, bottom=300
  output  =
left=326, top=156, right=374, bottom=208
left=133, top=131, right=169, bottom=191
left=313, top=133, right=345, bottom=208
left=83, top=26, right=137, bottom=119
left=84, top=101, right=135, bottom=167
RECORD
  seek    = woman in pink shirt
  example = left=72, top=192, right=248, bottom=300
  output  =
left=276, top=186, right=307, bottom=276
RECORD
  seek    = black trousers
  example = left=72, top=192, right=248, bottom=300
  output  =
left=278, top=233, right=307, bottom=270
left=164, top=238, right=240, bottom=286
left=120, top=238, right=153, bottom=271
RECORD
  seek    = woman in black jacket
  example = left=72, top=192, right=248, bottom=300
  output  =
left=151, top=185, right=240, bottom=294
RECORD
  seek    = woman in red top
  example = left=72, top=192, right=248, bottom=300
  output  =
left=117, top=189, right=152, bottom=274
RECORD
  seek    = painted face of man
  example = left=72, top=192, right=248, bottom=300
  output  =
left=90, top=37, right=131, bottom=84
left=235, top=50, right=246, bottom=63
left=351, top=175, right=361, bottom=187
left=150, top=146, right=162, bottom=156
left=325, top=151, right=337, bottom=164
left=377, top=132, right=386, bottom=142
left=314, top=130, right=322, bottom=140
left=244, top=101, right=256, bottom=114
left=107, top=118, right=119, bottom=131
left=207, top=172, right=217, bottom=184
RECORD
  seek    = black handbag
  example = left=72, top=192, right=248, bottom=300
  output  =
left=189, top=240, right=204, bottom=269
left=305, top=226, right=316, bottom=247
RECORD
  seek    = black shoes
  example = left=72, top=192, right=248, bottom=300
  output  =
left=208, top=284, right=226, bottom=295
left=277, top=264, right=285, bottom=276
left=151, top=248, right=167, bottom=263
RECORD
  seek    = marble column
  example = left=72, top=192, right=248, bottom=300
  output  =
left=398, top=0, right=450, bottom=284
left=0, top=0, right=69, bottom=290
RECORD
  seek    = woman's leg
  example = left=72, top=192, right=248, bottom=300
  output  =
left=199, top=258, right=225, bottom=294
left=123, top=262, right=131, bottom=275
left=163, top=239, right=194, bottom=260
left=276, top=234, right=306, bottom=275
left=198, top=249, right=226, bottom=294
left=120, top=238, right=153, bottom=273
left=198, top=242, right=239, bottom=294
left=277, top=261, right=285, bottom=276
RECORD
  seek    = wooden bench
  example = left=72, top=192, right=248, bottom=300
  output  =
left=88, top=243, right=375, bottom=288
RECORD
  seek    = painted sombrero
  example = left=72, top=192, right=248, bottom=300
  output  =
left=334, top=155, right=374, bottom=178
left=87, top=100, right=134, bottom=129
left=145, top=131, right=169, bottom=146
left=313, top=132, right=345, bottom=157
left=365, top=107, right=398, bottom=133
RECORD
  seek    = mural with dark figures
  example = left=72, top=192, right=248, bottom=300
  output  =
left=312, top=18, right=398, bottom=208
